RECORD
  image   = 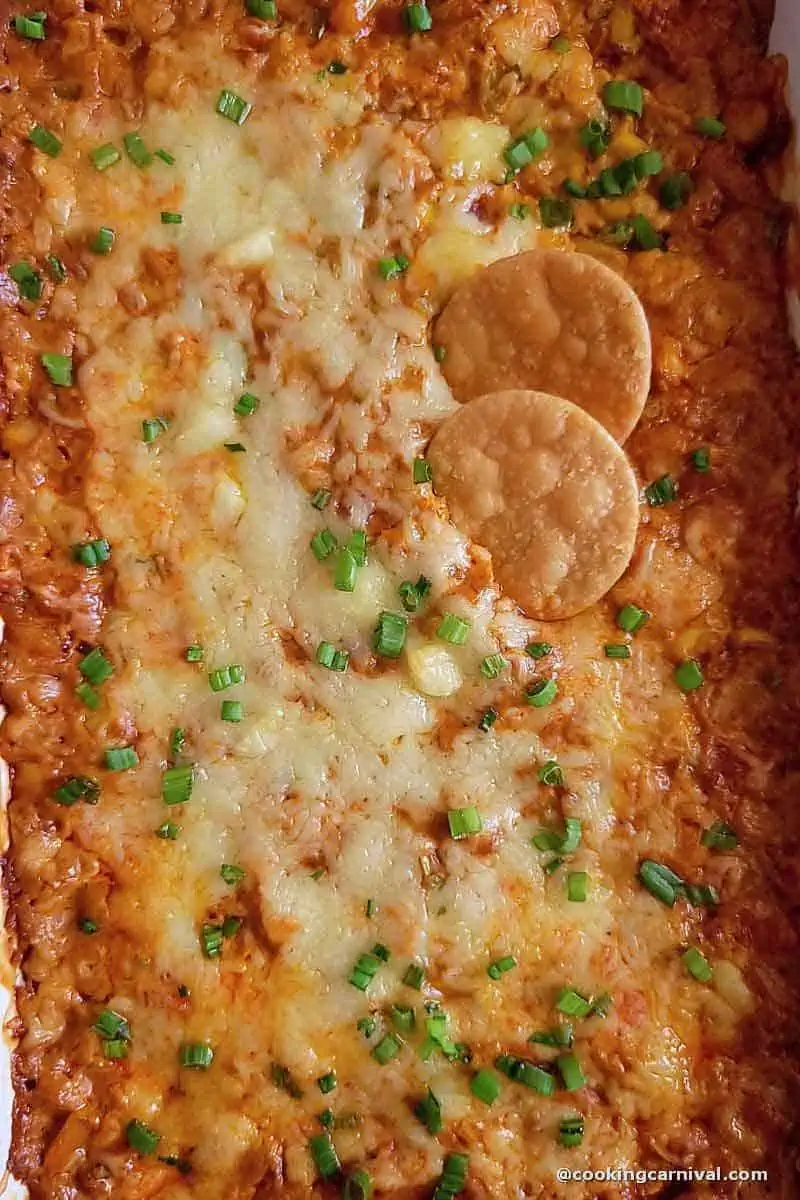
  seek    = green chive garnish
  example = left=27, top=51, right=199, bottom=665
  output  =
left=216, top=88, right=252, bottom=125
left=603, top=79, right=644, bottom=116
left=447, top=806, right=482, bottom=839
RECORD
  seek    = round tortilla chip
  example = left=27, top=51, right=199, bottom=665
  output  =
left=434, top=249, right=651, bottom=443
left=427, top=389, right=640, bottom=620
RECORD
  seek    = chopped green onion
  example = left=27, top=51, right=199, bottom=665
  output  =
left=343, top=1170, right=372, bottom=1200
left=365, top=898, right=377, bottom=918
left=634, top=149, right=663, bottom=177
left=94, top=1008, right=130, bottom=1040
left=391, top=1004, right=415, bottom=1033
left=122, top=131, right=152, bottom=167
left=104, top=746, right=138, bottom=772
left=169, top=727, right=185, bottom=757
left=437, top=613, right=470, bottom=645
left=373, top=611, right=407, bottom=658
left=73, top=538, right=111, bottom=568
left=674, top=658, right=704, bottom=691
left=604, top=643, right=631, bottom=660
left=617, top=603, right=649, bottom=634
left=504, top=127, right=548, bottom=172
left=223, top=441, right=246, bottom=453
left=46, top=254, right=66, bottom=282
left=54, top=775, right=99, bottom=807
left=372, top=1032, right=402, bottom=1065
left=447, top=806, right=482, bottom=839
left=208, top=664, right=245, bottom=691
left=160, top=210, right=183, bottom=225
left=695, top=115, right=726, bottom=140
left=434, top=345, right=447, bottom=363
left=578, top=118, right=609, bottom=159
left=412, top=456, right=432, bottom=483
left=559, top=1115, right=585, bottom=1147
left=201, top=923, right=224, bottom=957
left=102, top=1036, right=128, bottom=1058
left=222, top=915, right=242, bottom=938
left=79, top=917, right=98, bottom=933
left=126, top=1120, right=160, bottom=1156
left=398, top=575, right=431, bottom=612
left=470, top=1068, right=501, bottom=1106
left=308, top=1132, right=340, bottom=1180
left=246, top=0, right=277, bottom=16
left=480, top=653, right=508, bottom=679
left=232, top=392, right=259, bottom=418
left=539, top=196, right=573, bottom=229
left=271, top=1062, right=303, bottom=1097
left=496, top=1054, right=555, bottom=1095
left=333, top=547, right=358, bottom=592
left=701, top=820, right=738, bottom=851
left=433, top=1153, right=469, bottom=1199
left=567, top=870, right=588, bottom=902
left=142, top=416, right=169, bottom=443
left=404, top=1, right=432, bottom=31
left=403, top=961, right=424, bottom=989
left=311, top=488, right=331, bottom=510
left=686, top=882, right=719, bottom=908
left=317, top=1071, right=337, bottom=1094
left=348, top=948, right=384, bottom=991
left=691, top=446, right=711, bottom=472
left=9, top=261, right=43, bottom=301
left=221, top=699, right=244, bottom=722
left=154, top=148, right=175, bottom=165
left=603, top=79, right=644, bottom=116
left=525, top=677, right=558, bottom=707
left=162, top=763, right=194, bottom=805
left=638, top=858, right=684, bottom=906
left=80, top=646, right=113, bottom=684
left=76, top=681, right=101, bottom=709
left=348, top=527, right=367, bottom=561
left=220, top=864, right=246, bottom=887
left=155, top=820, right=181, bottom=840
left=90, top=226, right=115, bottom=255
left=478, top=708, right=498, bottom=732
left=311, top=528, right=337, bottom=561
left=41, top=351, right=72, bottom=387
left=563, top=178, right=587, bottom=198
left=185, top=644, right=204, bottom=662
left=29, top=124, right=61, bottom=157
left=378, top=253, right=409, bottom=280
left=528, top=1025, right=573, bottom=1048
left=556, top=1052, right=586, bottom=1091
left=599, top=219, right=634, bottom=247
left=660, top=171, right=693, bottom=210
left=179, top=1042, right=214, bottom=1069
left=543, top=856, right=563, bottom=875
left=509, top=201, right=530, bottom=219
left=90, top=143, right=120, bottom=172
left=315, top=641, right=350, bottom=672
left=682, top=946, right=713, bottom=982
left=645, top=473, right=678, bottom=506
left=487, top=955, right=516, bottom=980
left=413, top=1088, right=441, bottom=1134
left=356, top=1015, right=376, bottom=1038
left=551, top=34, right=570, bottom=53
left=538, top=760, right=563, bottom=786
left=216, top=88, right=252, bottom=125
left=556, top=988, right=592, bottom=1018
left=631, top=213, right=663, bottom=251
left=14, top=12, right=46, bottom=38
left=526, top=641, right=552, bottom=659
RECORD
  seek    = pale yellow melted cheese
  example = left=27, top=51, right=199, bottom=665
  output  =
left=31, top=33, right=754, bottom=1198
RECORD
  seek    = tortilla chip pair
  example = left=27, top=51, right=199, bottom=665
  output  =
left=428, top=250, right=650, bottom=620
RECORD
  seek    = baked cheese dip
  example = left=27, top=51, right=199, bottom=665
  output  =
left=2, top=0, right=800, bottom=1197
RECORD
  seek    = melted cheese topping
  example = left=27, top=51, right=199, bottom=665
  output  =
left=23, top=28, right=760, bottom=1199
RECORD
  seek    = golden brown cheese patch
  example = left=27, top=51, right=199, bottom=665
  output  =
left=427, top=389, right=640, bottom=619
left=434, top=250, right=652, bottom=443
